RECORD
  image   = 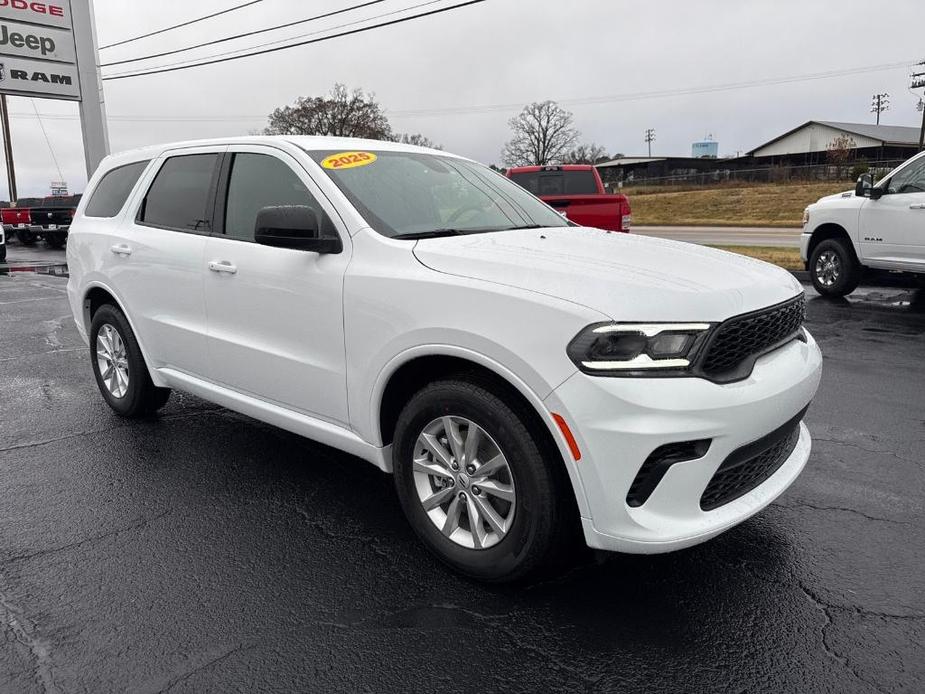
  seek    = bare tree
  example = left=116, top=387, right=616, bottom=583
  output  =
left=264, top=84, right=393, bottom=140
left=395, top=133, right=443, bottom=150
left=826, top=134, right=856, bottom=166
left=502, top=101, right=580, bottom=166
left=562, top=143, right=610, bottom=164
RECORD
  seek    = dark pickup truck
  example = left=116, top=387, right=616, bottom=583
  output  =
left=506, top=165, right=631, bottom=233
left=1, top=196, right=80, bottom=249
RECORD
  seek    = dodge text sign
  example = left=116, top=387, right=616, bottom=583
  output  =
left=0, top=1, right=71, bottom=30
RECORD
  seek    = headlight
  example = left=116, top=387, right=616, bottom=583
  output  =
left=567, top=323, right=713, bottom=376
left=802, top=208, right=810, bottom=227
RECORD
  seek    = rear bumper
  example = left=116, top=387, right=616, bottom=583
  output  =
left=544, top=331, right=823, bottom=554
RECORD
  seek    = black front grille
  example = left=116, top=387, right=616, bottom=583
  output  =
left=698, top=295, right=805, bottom=382
left=700, top=408, right=807, bottom=511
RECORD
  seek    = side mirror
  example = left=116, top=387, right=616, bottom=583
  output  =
left=855, top=174, right=872, bottom=197
left=254, top=205, right=342, bottom=254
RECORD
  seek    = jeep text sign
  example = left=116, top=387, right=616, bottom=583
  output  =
left=0, top=21, right=76, bottom=62
left=0, top=0, right=71, bottom=30
left=0, top=0, right=78, bottom=99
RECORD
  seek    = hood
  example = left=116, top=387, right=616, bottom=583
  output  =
left=413, top=227, right=803, bottom=322
left=815, top=190, right=856, bottom=204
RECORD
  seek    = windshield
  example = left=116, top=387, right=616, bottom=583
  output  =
left=305, top=149, right=568, bottom=238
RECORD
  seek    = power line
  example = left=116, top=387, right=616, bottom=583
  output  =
left=20, top=57, right=918, bottom=122
left=30, top=99, right=64, bottom=181
left=387, top=60, right=916, bottom=117
left=101, top=0, right=444, bottom=74
left=99, top=0, right=264, bottom=50
left=99, top=0, right=389, bottom=68
left=101, top=0, right=487, bottom=81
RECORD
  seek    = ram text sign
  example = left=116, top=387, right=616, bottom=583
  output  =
left=0, top=0, right=79, bottom=99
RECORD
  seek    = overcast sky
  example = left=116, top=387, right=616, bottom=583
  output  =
left=2, top=0, right=923, bottom=198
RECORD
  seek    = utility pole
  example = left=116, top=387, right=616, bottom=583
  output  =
left=644, top=128, right=656, bottom=157
left=870, top=92, right=890, bottom=125
left=913, top=61, right=925, bottom=152
left=0, top=95, right=17, bottom=203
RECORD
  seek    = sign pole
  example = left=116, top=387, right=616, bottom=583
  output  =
left=70, top=0, right=109, bottom=177
left=0, top=94, right=17, bottom=201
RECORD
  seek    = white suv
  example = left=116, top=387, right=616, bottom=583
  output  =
left=67, top=137, right=822, bottom=581
left=802, top=150, right=925, bottom=296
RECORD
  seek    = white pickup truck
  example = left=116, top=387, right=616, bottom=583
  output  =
left=801, top=150, right=925, bottom=296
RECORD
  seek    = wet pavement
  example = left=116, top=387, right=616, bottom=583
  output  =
left=0, top=266, right=923, bottom=693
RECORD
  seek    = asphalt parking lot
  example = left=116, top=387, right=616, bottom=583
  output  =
left=1, top=248, right=923, bottom=693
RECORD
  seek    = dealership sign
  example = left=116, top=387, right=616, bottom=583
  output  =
left=0, top=0, right=79, bottom=99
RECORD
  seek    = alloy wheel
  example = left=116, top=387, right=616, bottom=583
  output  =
left=412, top=416, right=516, bottom=550
left=815, top=249, right=841, bottom=287
left=96, top=323, right=130, bottom=398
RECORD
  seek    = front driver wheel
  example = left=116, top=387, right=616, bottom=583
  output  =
left=392, top=379, right=574, bottom=582
left=810, top=239, right=861, bottom=297
left=89, top=304, right=171, bottom=417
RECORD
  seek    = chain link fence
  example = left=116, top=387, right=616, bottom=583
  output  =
left=604, top=160, right=905, bottom=193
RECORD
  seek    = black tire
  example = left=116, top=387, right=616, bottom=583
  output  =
left=0, top=245, right=6, bottom=263
left=809, top=238, right=861, bottom=297
left=392, top=378, right=574, bottom=583
left=17, top=229, right=37, bottom=245
left=89, top=304, right=171, bottom=417
left=45, top=234, right=66, bottom=249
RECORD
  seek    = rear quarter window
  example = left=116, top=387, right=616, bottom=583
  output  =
left=84, top=161, right=150, bottom=218
left=139, top=154, right=220, bottom=231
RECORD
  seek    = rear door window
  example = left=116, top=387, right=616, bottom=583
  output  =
left=139, top=154, right=220, bottom=231
left=85, top=161, right=150, bottom=218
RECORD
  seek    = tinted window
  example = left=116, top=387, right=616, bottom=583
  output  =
left=140, top=154, right=219, bottom=231
left=509, top=170, right=599, bottom=196
left=887, top=158, right=925, bottom=194
left=306, top=150, right=567, bottom=237
left=84, top=161, right=149, bottom=218
left=224, top=153, right=333, bottom=241
left=508, top=171, right=539, bottom=194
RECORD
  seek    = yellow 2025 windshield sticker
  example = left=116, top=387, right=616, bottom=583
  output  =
left=321, top=151, right=377, bottom=170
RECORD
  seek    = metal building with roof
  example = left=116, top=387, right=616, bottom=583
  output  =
left=747, top=121, right=921, bottom=162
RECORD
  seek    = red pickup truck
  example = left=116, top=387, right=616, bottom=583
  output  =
left=506, top=165, right=631, bottom=233
left=1, top=198, right=77, bottom=249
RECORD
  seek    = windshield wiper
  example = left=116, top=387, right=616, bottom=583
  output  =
left=392, top=228, right=467, bottom=240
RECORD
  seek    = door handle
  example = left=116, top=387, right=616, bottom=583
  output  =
left=208, top=260, right=237, bottom=275
left=110, top=244, right=132, bottom=256
left=909, top=203, right=925, bottom=210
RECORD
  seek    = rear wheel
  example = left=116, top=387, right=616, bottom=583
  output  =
left=392, top=378, right=574, bottom=582
left=0, top=245, right=6, bottom=263
left=810, top=238, right=861, bottom=297
left=89, top=304, right=171, bottom=417
left=16, top=229, right=36, bottom=245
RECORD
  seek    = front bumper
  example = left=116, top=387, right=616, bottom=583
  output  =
left=800, top=232, right=811, bottom=264
left=545, top=331, right=822, bottom=553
